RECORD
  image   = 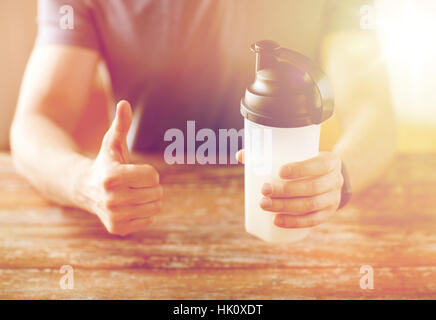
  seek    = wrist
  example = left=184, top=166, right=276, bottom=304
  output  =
left=71, top=156, right=97, bottom=213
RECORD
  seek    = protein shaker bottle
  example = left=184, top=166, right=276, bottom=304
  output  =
left=240, top=40, right=334, bottom=243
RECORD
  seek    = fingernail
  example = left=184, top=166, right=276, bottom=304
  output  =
left=275, top=215, right=285, bottom=226
left=279, top=165, right=292, bottom=178
left=260, top=197, right=272, bottom=209
left=261, top=183, right=273, bottom=195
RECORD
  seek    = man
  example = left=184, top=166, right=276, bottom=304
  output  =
left=10, top=0, right=396, bottom=236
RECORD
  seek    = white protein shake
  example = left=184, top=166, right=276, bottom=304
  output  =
left=244, top=119, right=320, bottom=242
left=240, top=40, right=334, bottom=243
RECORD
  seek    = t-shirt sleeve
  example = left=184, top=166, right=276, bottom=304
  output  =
left=35, top=0, right=100, bottom=52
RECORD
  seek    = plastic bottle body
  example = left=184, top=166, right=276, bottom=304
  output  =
left=244, top=118, right=321, bottom=243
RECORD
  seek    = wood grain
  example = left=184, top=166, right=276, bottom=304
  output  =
left=1, top=152, right=436, bottom=299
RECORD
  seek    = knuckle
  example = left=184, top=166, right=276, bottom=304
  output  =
left=282, top=182, right=292, bottom=196
left=107, top=222, right=130, bottom=236
left=294, top=218, right=306, bottom=228
left=293, top=216, right=309, bottom=228
left=144, top=165, right=160, bottom=185
left=142, top=164, right=160, bottom=186
left=281, top=163, right=295, bottom=177
left=275, top=199, right=285, bottom=211
left=323, top=153, right=340, bottom=172
left=101, top=133, right=114, bottom=150
left=104, top=209, right=119, bottom=224
left=320, top=159, right=332, bottom=173
left=311, top=179, right=324, bottom=194
left=103, top=194, right=118, bottom=210
left=302, top=212, right=325, bottom=227
left=102, top=172, right=119, bottom=191
left=106, top=221, right=121, bottom=235
left=102, top=177, right=114, bottom=191
left=152, top=171, right=160, bottom=185
left=152, top=200, right=163, bottom=212
left=292, top=165, right=302, bottom=177
left=305, top=197, right=319, bottom=212
left=142, top=201, right=162, bottom=215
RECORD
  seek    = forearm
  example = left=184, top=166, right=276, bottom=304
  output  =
left=10, top=113, right=93, bottom=209
left=333, top=103, right=396, bottom=193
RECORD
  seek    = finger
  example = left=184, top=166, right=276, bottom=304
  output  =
left=103, top=164, right=160, bottom=189
left=101, top=100, right=133, bottom=163
left=110, top=217, right=154, bottom=236
left=105, top=185, right=164, bottom=208
left=274, top=207, right=336, bottom=228
left=236, top=149, right=244, bottom=164
left=112, top=200, right=163, bottom=221
left=124, top=217, right=154, bottom=234
left=262, top=168, right=343, bottom=198
left=112, top=100, right=132, bottom=137
left=259, top=188, right=341, bottom=215
left=279, top=152, right=341, bottom=179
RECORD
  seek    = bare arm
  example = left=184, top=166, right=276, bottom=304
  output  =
left=321, top=31, right=397, bottom=192
left=11, top=45, right=99, bottom=207
left=10, top=45, right=163, bottom=235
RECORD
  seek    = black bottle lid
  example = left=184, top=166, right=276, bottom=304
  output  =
left=241, top=40, right=334, bottom=128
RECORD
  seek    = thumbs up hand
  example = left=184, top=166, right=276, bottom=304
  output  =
left=81, top=100, right=163, bottom=236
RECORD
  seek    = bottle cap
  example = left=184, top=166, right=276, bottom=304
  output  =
left=241, top=40, right=334, bottom=128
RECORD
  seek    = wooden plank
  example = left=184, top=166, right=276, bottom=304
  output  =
left=1, top=152, right=436, bottom=298
left=1, top=267, right=436, bottom=299
left=1, top=207, right=436, bottom=270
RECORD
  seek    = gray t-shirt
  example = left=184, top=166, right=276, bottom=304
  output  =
left=36, top=0, right=368, bottom=151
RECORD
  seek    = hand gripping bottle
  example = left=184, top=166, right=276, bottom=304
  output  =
left=240, top=40, right=334, bottom=242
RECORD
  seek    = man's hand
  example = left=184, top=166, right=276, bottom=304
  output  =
left=236, top=150, right=343, bottom=229
left=80, top=100, right=163, bottom=236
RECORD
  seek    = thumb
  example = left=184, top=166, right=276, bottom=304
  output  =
left=101, top=100, right=132, bottom=163
left=236, top=149, right=244, bottom=164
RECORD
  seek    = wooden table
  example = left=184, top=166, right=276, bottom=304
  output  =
left=1, top=152, right=436, bottom=299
